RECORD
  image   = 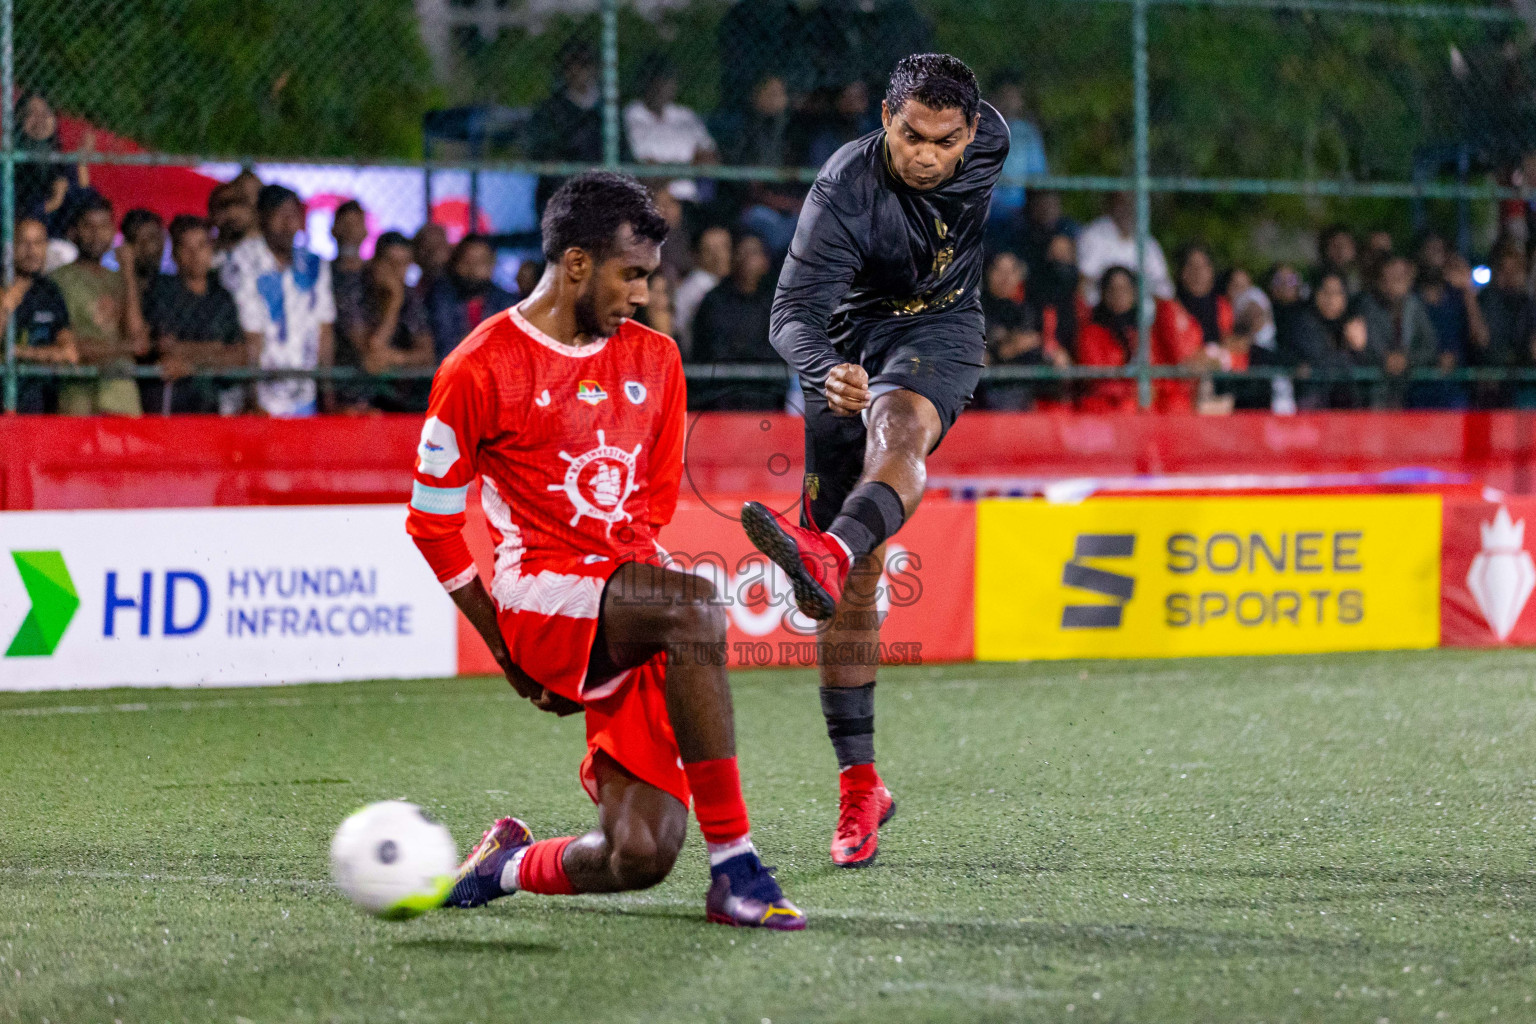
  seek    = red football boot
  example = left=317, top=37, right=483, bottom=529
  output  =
left=830, top=763, right=897, bottom=868
left=740, top=499, right=852, bottom=621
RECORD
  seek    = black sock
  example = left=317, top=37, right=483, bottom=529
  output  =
left=820, top=682, right=876, bottom=768
left=827, top=482, right=906, bottom=559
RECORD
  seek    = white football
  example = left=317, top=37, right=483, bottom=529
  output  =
left=330, top=800, right=458, bottom=919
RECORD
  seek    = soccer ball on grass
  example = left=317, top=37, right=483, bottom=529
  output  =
left=330, top=800, right=457, bottom=920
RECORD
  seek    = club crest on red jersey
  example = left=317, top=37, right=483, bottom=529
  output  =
left=576, top=380, right=608, bottom=406
left=624, top=381, right=647, bottom=404
left=548, top=429, right=642, bottom=532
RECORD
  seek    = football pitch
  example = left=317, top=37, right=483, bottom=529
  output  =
left=4, top=650, right=1536, bottom=1024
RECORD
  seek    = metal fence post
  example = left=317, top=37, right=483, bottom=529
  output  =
left=1132, top=0, right=1152, bottom=411
left=601, top=0, right=620, bottom=169
left=1, top=0, right=14, bottom=415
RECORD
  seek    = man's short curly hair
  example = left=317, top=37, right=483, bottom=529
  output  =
left=540, top=171, right=670, bottom=263
left=884, top=53, right=980, bottom=124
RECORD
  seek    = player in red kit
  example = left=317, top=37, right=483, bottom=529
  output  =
left=406, top=172, right=804, bottom=929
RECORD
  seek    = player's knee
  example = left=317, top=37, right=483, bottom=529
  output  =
left=609, top=831, right=679, bottom=891
left=660, top=591, right=727, bottom=645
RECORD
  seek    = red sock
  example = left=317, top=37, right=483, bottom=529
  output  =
left=683, top=756, right=751, bottom=845
left=516, top=837, right=579, bottom=895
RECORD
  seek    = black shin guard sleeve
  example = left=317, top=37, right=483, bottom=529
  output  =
left=828, top=481, right=906, bottom=559
left=819, top=682, right=876, bottom=768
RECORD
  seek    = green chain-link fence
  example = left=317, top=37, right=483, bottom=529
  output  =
left=8, top=0, right=1536, bottom=412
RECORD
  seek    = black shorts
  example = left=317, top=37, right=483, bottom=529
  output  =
left=801, top=321, right=983, bottom=529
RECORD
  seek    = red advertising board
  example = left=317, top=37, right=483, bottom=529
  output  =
left=1442, top=494, right=1536, bottom=647
left=456, top=491, right=976, bottom=674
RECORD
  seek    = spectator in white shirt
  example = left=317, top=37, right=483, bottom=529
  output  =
left=222, top=184, right=336, bottom=417
left=624, top=57, right=716, bottom=202
left=1076, top=191, right=1172, bottom=306
left=674, top=225, right=732, bottom=357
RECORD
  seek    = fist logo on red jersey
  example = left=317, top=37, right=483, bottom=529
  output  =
left=548, top=430, right=642, bottom=532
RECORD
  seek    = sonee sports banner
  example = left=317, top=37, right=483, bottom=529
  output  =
left=975, top=495, right=1442, bottom=660
left=0, top=506, right=457, bottom=690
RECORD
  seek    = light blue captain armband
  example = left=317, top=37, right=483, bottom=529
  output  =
left=411, top=481, right=470, bottom=515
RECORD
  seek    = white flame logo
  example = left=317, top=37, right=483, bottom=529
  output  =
left=1467, top=506, right=1536, bottom=641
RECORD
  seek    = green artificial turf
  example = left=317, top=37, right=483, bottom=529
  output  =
left=4, top=650, right=1536, bottom=1023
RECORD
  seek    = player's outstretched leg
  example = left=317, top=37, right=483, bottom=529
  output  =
left=741, top=389, right=941, bottom=622
left=742, top=388, right=941, bottom=867
left=818, top=546, right=897, bottom=868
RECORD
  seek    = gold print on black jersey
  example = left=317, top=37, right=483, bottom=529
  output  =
left=888, top=286, right=965, bottom=317
left=932, top=243, right=955, bottom=277
left=931, top=215, right=954, bottom=276
left=886, top=214, right=960, bottom=315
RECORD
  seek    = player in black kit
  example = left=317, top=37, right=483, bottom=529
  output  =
left=740, top=53, right=1008, bottom=868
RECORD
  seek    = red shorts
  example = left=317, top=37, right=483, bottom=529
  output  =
left=495, top=558, right=689, bottom=808
left=579, top=654, right=689, bottom=807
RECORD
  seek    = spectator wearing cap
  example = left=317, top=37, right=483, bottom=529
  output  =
left=1351, top=254, right=1439, bottom=409
left=142, top=215, right=245, bottom=414
left=222, top=183, right=335, bottom=417
left=5, top=215, right=79, bottom=412
left=425, top=235, right=515, bottom=362
left=691, top=232, right=780, bottom=409
left=336, top=231, right=434, bottom=413
left=624, top=57, right=717, bottom=202
left=49, top=191, right=149, bottom=415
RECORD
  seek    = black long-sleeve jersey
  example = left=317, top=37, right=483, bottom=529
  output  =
left=770, top=102, right=1009, bottom=387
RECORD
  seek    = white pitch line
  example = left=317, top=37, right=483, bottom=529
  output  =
left=0, top=692, right=508, bottom=718
left=0, top=866, right=1041, bottom=929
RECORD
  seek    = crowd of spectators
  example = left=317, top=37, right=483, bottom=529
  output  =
left=12, top=78, right=1536, bottom=417
left=976, top=188, right=1536, bottom=413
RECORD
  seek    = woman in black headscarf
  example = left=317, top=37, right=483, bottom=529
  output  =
left=15, top=92, right=85, bottom=237
left=1075, top=265, right=1141, bottom=412
left=1283, top=270, right=1367, bottom=409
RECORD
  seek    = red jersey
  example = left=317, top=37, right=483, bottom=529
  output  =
left=406, top=305, right=686, bottom=597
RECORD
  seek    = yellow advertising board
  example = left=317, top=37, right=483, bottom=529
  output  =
left=976, top=495, right=1441, bottom=660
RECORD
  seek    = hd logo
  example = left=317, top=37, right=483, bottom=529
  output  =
left=5, top=551, right=79, bottom=657
left=1060, top=534, right=1135, bottom=629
